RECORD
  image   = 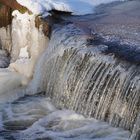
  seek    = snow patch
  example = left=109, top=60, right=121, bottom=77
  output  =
left=16, top=0, right=125, bottom=16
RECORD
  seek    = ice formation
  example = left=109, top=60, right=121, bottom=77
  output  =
left=0, top=95, right=130, bottom=140
left=0, top=26, right=12, bottom=52
left=0, top=1, right=139, bottom=139
left=10, top=10, right=48, bottom=79
left=0, top=10, right=48, bottom=102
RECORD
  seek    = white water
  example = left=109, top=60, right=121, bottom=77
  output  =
left=0, top=10, right=48, bottom=103
left=0, top=94, right=130, bottom=140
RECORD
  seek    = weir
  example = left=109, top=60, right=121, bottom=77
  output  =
left=30, top=23, right=140, bottom=139
left=0, top=0, right=139, bottom=140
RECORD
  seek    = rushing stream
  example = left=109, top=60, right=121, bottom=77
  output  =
left=0, top=1, right=140, bottom=140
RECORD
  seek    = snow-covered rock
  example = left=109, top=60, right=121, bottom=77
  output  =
left=16, top=0, right=124, bottom=16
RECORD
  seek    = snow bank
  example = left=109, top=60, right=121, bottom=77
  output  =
left=16, top=0, right=125, bottom=16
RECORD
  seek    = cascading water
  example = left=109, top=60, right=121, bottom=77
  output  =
left=27, top=23, right=140, bottom=139
left=0, top=15, right=131, bottom=140
left=0, top=1, right=140, bottom=140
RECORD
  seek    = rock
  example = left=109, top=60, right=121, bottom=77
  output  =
left=0, top=5, right=12, bottom=27
left=0, top=0, right=31, bottom=27
left=0, top=0, right=28, bottom=13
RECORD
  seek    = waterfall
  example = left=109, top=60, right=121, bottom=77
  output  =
left=0, top=2, right=139, bottom=139
left=0, top=26, right=12, bottom=52
left=0, top=10, right=49, bottom=103
left=29, top=23, right=140, bottom=139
